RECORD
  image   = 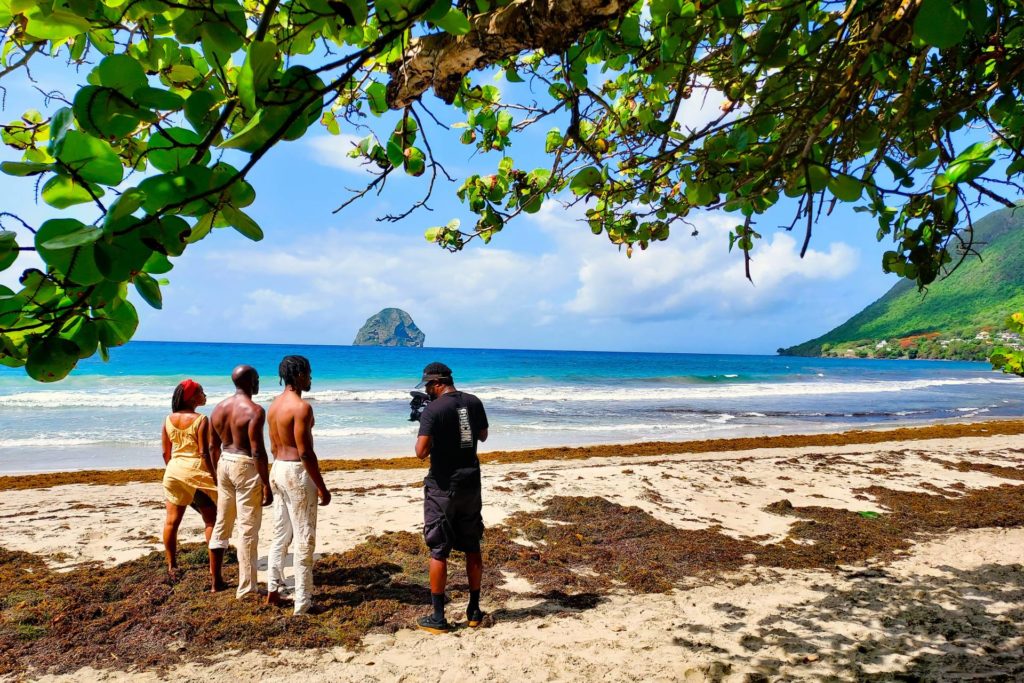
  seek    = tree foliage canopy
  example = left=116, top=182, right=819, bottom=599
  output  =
left=990, top=312, right=1024, bottom=376
left=1, top=0, right=1023, bottom=380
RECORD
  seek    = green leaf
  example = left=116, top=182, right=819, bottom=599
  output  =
left=187, top=211, right=216, bottom=243
left=367, top=82, right=388, bottom=115
left=35, top=219, right=105, bottom=285
left=239, top=40, right=279, bottom=112
left=132, top=87, right=185, bottom=111
left=26, top=337, right=81, bottom=383
left=404, top=147, right=426, bottom=176
left=148, top=127, right=206, bottom=173
left=828, top=174, right=863, bottom=202
left=424, top=0, right=451, bottom=21
left=913, top=0, right=968, bottom=48
left=945, top=141, right=997, bottom=183
left=94, top=229, right=153, bottom=282
left=386, top=138, right=405, bottom=167
left=133, top=272, right=163, bottom=309
left=0, top=161, right=51, bottom=176
left=570, top=166, right=603, bottom=195
left=107, top=188, right=147, bottom=223
left=41, top=175, right=103, bottom=209
left=56, top=131, right=124, bottom=186
left=96, top=54, right=148, bottom=95
left=96, top=299, right=139, bottom=347
left=73, top=86, right=142, bottom=139
left=0, top=231, right=17, bottom=272
left=47, top=107, right=74, bottom=157
left=61, top=318, right=99, bottom=359
left=24, top=7, right=90, bottom=41
left=435, top=8, right=471, bottom=35
left=166, top=64, right=201, bottom=86
left=185, top=90, right=220, bottom=134
left=857, top=511, right=881, bottom=519
left=143, top=252, right=174, bottom=274
left=40, top=225, right=103, bottom=249
left=545, top=128, right=562, bottom=153
left=806, top=164, right=830, bottom=192
left=151, top=216, right=192, bottom=257
left=222, top=206, right=264, bottom=241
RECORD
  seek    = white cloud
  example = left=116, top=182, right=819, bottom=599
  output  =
left=242, top=289, right=326, bottom=328
left=532, top=202, right=858, bottom=322
left=184, top=204, right=858, bottom=348
left=206, top=230, right=574, bottom=341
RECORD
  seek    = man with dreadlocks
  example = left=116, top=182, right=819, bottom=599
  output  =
left=266, top=355, right=331, bottom=614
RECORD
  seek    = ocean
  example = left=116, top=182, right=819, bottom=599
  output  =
left=1, top=341, right=1022, bottom=474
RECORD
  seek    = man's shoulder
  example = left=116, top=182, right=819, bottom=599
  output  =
left=456, top=391, right=484, bottom=407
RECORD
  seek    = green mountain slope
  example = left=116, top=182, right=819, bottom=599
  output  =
left=780, top=206, right=1024, bottom=357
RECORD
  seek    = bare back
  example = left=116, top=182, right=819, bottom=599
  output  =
left=211, top=393, right=265, bottom=456
left=268, top=390, right=314, bottom=462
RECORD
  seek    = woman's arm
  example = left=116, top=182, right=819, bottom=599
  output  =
left=197, top=416, right=216, bottom=476
left=161, top=422, right=171, bottom=465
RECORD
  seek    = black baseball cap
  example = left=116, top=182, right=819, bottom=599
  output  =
left=416, top=362, right=453, bottom=388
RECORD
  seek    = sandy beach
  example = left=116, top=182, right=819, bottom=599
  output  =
left=2, top=421, right=1023, bottom=681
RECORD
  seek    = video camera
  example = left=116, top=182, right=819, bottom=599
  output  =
left=408, top=390, right=431, bottom=422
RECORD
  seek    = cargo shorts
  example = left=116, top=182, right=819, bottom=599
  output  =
left=423, top=483, right=484, bottom=560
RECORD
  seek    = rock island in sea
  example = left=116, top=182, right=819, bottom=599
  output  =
left=352, top=308, right=425, bottom=347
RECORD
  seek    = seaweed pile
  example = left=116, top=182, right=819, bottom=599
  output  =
left=3, top=482, right=1024, bottom=676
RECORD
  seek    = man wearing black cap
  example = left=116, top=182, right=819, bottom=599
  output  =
left=413, top=362, right=489, bottom=634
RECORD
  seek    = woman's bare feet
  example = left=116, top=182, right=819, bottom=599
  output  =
left=167, top=566, right=181, bottom=583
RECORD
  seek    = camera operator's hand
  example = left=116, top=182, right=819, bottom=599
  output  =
left=318, top=486, right=332, bottom=506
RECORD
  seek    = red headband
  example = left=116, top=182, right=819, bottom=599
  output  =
left=179, top=379, right=201, bottom=404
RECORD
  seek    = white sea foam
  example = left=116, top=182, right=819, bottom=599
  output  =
left=0, top=436, right=158, bottom=448
left=0, top=376, right=1017, bottom=408
left=314, top=426, right=417, bottom=438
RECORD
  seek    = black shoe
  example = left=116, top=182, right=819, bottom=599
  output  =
left=466, top=608, right=486, bottom=628
left=417, top=614, right=453, bottom=634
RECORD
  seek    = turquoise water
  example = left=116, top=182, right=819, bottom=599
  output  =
left=1, top=341, right=1022, bottom=473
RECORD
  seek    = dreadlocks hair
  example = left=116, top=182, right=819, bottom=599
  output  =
left=171, top=384, right=188, bottom=412
left=279, top=355, right=311, bottom=388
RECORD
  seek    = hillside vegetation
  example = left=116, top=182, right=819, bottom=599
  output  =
left=781, top=206, right=1024, bottom=360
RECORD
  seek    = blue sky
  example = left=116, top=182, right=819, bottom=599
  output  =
left=0, top=56, right=968, bottom=355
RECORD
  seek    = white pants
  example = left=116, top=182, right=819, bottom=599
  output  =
left=267, top=460, right=318, bottom=615
left=209, top=453, right=263, bottom=598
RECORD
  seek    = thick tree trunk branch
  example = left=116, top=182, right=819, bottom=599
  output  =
left=386, top=0, right=627, bottom=109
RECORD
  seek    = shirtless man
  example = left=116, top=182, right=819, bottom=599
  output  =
left=266, top=355, right=331, bottom=614
left=208, top=365, right=273, bottom=596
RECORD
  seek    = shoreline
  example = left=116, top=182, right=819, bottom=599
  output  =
left=3, top=417, right=1023, bottom=492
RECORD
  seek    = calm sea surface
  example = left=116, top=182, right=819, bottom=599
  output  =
left=0, top=341, right=1022, bottom=473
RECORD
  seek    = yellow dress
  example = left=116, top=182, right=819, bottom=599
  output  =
left=162, top=414, right=218, bottom=506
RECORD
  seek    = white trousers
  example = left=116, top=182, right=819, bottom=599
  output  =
left=209, top=453, right=262, bottom=598
left=267, top=460, right=319, bottom=615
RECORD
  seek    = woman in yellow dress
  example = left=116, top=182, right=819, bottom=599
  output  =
left=161, top=379, right=219, bottom=581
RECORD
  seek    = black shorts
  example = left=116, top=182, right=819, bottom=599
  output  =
left=423, top=483, right=483, bottom=560
left=189, top=488, right=215, bottom=512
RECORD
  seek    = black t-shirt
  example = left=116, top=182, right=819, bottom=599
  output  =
left=418, top=390, right=488, bottom=490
